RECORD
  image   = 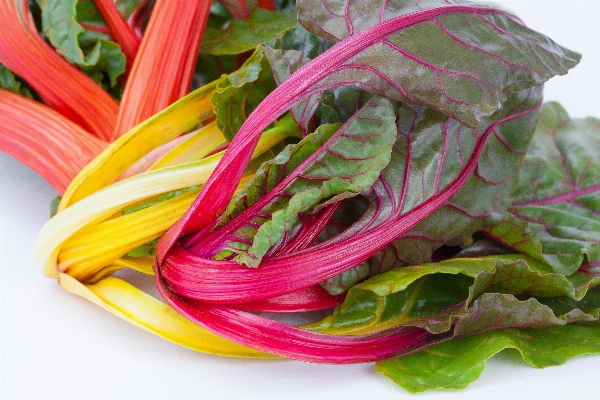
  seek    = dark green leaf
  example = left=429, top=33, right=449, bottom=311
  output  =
left=201, top=9, right=297, bottom=56
left=0, top=64, right=34, bottom=98
left=295, top=0, right=579, bottom=127
left=212, top=49, right=279, bottom=141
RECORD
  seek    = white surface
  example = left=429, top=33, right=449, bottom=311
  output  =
left=1, top=2, right=599, bottom=399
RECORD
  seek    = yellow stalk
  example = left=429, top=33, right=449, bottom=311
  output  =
left=59, top=82, right=217, bottom=211
left=58, top=189, right=199, bottom=282
left=34, top=80, right=290, bottom=357
left=58, top=273, right=271, bottom=358
left=37, top=156, right=222, bottom=278
left=149, top=121, right=227, bottom=171
left=37, top=133, right=286, bottom=279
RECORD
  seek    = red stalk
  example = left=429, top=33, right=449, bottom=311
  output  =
left=257, top=0, right=275, bottom=11
left=93, top=0, right=141, bottom=75
left=0, top=0, right=119, bottom=141
left=0, top=89, right=107, bottom=193
left=114, top=0, right=211, bottom=137
left=235, top=285, right=344, bottom=313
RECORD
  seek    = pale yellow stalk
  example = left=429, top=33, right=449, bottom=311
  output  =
left=58, top=273, right=271, bottom=357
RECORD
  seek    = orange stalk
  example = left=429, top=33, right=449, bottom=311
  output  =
left=0, top=89, right=107, bottom=194
left=0, top=0, right=119, bottom=142
left=114, top=0, right=211, bottom=137
left=93, top=0, right=141, bottom=74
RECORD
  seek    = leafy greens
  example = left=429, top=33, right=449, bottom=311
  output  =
left=3, top=0, right=598, bottom=394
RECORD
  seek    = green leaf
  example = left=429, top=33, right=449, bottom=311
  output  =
left=309, top=256, right=600, bottom=335
left=295, top=0, right=579, bottom=127
left=377, top=324, right=600, bottom=393
left=266, top=24, right=334, bottom=60
left=214, top=95, right=397, bottom=266
left=38, top=0, right=126, bottom=90
left=488, top=103, right=600, bottom=275
left=212, top=49, right=278, bottom=141
left=348, top=86, right=543, bottom=273
left=0, top=64, right=34, bottom=98
left=201, top=8, right=297, bottom=56
left=308, top=254, right=600, bottom=392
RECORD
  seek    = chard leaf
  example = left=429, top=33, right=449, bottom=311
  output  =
left=487, top=103, right=600, bottom=275
left=319, top=260, right=370, bottom=295
left=294, top=0, right=579, bottom=127
left=194, top=96, right=397, bottom=266
left=377, top=323, right=600, bottom=393
left=159, top=0, right=579, bottom=270
left=310, top=256, right=600, bottom=336
left=212, top=49, right=278, bottom=141
left=341, top=86, right=542, bottom=274
left=38, top=0, right=126, bottom=90
left=160, top=89, right=543, bottom=306
left=263, top=42, right=372, bottom=135
left=201, top=8, right=297, bottom=56
left=311, top=256, right=600, bottom=392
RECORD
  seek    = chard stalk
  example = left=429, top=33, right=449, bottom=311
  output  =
left=0, top=0, right=119, bottom=141
left=92, top=0, right=141, bottom=74
left=0, top=89, right=107, bottom=193
left=114, top=0, right=212, bottom=136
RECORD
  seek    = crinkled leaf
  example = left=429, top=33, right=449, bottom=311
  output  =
left=293, top=0, right=579, bottom=127
left=212, top=49, right=278, bottom=141
left=234, top=96, right=397, bottom=266
left=201, top=8, right=297, bottom=55
left=38, top=0, right=126, bottom=89
left=377, top=323, right=600, bottom=393
left=310, top=256, right=600, bottom=391
left=487, top=103, right=600, bottom=275
left=196, top=96, right=397, bottom=266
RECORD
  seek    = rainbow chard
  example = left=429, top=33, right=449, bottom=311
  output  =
left=154, top=0, right=580, bottom=363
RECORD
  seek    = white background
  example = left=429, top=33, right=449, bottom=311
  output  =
left=1, top=2, right=599, bottom=399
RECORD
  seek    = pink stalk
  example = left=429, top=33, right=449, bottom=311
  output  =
left=93, top=0, right=141, bottom=75
left=128, top=0, right=151, bottom=39
left=155, top=275, right=431, bottom=363
left=0, top=89, right=107, bottom=194
left=0, top=0, right=119, bottom=141
left=235, top=285, right=344, bottom=313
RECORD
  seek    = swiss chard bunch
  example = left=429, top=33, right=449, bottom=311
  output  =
left=2, top=0, right=598, bottom=394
